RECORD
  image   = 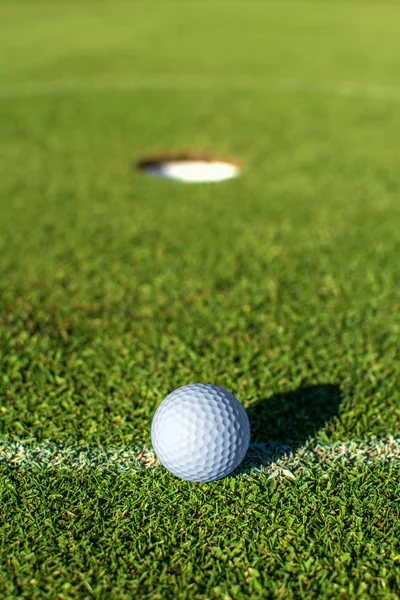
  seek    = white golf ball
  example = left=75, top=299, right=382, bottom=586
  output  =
left=151, top=383, right=250, bottom=482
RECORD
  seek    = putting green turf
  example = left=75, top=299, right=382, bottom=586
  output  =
left=0, top=1, right=399, bottom=598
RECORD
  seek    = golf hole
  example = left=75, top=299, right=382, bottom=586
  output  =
left=138, top=154, right=240, bottom=183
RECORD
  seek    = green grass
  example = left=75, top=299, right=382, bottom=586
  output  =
left=0, top=1, right=400, bottom=598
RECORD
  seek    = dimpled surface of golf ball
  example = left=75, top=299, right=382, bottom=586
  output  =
left=151, top=383, right=250, bottom=482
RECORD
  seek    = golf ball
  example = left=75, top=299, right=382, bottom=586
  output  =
left=151, top=383, right=250, bottom=482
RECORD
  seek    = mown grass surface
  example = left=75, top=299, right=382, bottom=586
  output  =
left=2, top=467, right=399, bottom=599
left=0, top=1, right=399, bottom=598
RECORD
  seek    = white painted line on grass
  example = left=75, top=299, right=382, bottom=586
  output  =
left=0, top=437, right=398, bottom=478
left=1, top=76, right=400, bottom=104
